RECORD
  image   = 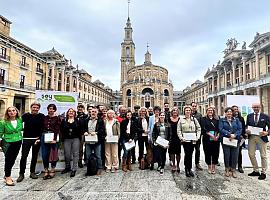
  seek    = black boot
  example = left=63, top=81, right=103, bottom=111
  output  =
left=185, top=169, right=191, bottom=177
left=78, top=160, right=83, bottom=168
left=61, top=168, right=71, bottom=174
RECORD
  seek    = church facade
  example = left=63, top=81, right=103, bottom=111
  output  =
left=120, top=17, right=173, bottom=110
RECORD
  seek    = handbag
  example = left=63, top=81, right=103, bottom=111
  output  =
left=49, top=145, right=59, bottom=162
left=1, top=139, right=10, bottom=155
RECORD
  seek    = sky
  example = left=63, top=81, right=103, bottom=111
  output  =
left=1, top=0, right=270, bottom=91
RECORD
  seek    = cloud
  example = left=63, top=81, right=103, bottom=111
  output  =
left=1, top=0, right=270, bottom=91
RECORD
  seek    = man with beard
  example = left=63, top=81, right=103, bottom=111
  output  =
left=164, top=103, right=170, bottom=123
left=116, top=105, right=127, bottom=164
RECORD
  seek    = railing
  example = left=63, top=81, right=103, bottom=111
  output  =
left=0, top=54, right=10, bottom=61
left=20, top=61, right=30, bottom=68
left=36, top=68, right=44, bottom=74
left=0, top=80, right=37, bottom=91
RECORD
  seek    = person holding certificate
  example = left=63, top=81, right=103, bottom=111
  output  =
left=246, top=103, right=270, bottom=180
left=83, top=108, right=105, bottom=176
left=0, top=106, right=23, bottom=186
left=201, top=107, right=220, bottom=174
left=137, top=107, right=150, bottom=169
left=104, top=110, right=120, bottom=173
left=41, top=104, right=61, bottom=180
left=60, top=108, right=82, bottom=177
left=152, top=112, right=171, bottom=175
left=219, top=107, right=242, bottom=178
left=177, top=105, right=201, bottom=177
left=120, top=110, right=136, bottom=172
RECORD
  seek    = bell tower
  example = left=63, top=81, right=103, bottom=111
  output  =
left=120, top=0, right=135, bottom=88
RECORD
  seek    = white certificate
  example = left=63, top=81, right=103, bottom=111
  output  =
left=106, top=135, right=119, bottom=143
left=183, top=132, right=197, bottom=141
left=223, top=137, right=238, bottom=147
left=85, top=135, right=98, bottom=143
left=247, top=126, right=263, bottom=136
left=124, top=140, right=136, bottom=150
left=156, top=136, right=169, bottom=148
left=44, top=132, right=59, bottom=143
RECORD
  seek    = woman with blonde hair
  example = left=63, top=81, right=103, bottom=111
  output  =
left=177, top=105, right=201, bottom=177
left=104, top=110, right=120, bottom=172
left=0, top=106, right=23, bottom=186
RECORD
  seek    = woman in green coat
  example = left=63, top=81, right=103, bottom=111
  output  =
left=0, top=106, right=23, bottom=186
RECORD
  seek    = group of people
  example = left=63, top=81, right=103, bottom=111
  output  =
left=0, top=101, right=269, bottom=186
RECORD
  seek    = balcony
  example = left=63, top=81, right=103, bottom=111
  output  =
left=0, top=80, right=38, bottom=92
left=0, top=54, right=10, bottom=63
left=36, top=68, right=44, bottom=75
left=19, top=61, right=30, bottom=70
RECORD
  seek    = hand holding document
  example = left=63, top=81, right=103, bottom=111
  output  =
left=124, top=140, right=135, bottom=150
left=106, top=135, right=119, bottom=143
left=223, top=137, right=237, bottom=147
left=156, top=136, right=169, bottom=148
left=85, top=134, right=98, bottom=143
left=247, top=126, right=263, bottom=136
left=182, top=132, right=197, bottom=141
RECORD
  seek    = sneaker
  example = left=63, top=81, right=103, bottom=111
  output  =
left=258, top=173, right=266, bottom=180
left=160, top=169, right=164, bottom=175
left=29, top=173, right=38, bottom=179
left=232, top=171, right=237, bottom=178
left=106, top=169, right=110, bottom=173
left=111, top=168, right=116, bottom=173
left=17, top=174, right=24, bottom=182
left=248, top=171, right=260, bottom=176
left=189, top=170, right=195, bottom=177
left=157, top=166, right=161, bottom=172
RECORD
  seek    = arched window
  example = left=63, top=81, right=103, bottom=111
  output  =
left=164, top=89, right=169, bottom=96
left=126, top=47, right=130, bottom=57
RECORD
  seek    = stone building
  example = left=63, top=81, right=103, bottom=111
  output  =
left=120, top=17, right=173, bottom=110
left=0, top=15, right=48, bottom=116
left=180, top=33, right=270, bottom=116
left=0, top=15, right=113, bottom=117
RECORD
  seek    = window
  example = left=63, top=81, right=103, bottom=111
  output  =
left=20, top=75, right=25, bottom=88
left=126, top=47, right=130, bottom=57
left=36, top=80, right=40, bottom=90
left=37, top=63, right=41, bottom=70
left=0, top=69, right=5, bottom=84
left=246, top=64, right=250, bottom=80
left=1, top=47, right=6, bottom=58
left=21, top=56, right=26, bottom=66
left=267, top=55, right=270, bottom=72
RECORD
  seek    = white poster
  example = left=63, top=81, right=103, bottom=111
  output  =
left=35, top=91, right=78, bottom=172
left=226, top=95, right=260, bottom=168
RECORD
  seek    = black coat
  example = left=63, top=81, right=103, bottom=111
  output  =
left=120, top=118, right=137, bottom=141
left=83, top=117, right=106, bottom=143
left=152, top=122, right=171, bottom=143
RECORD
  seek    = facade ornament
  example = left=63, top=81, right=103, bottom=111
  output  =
left=223, top=38, right=239, bottom=55
left=242, top=41, right=246, bottom=50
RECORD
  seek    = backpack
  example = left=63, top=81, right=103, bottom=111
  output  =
left=86, top=153, right=98, bottom=176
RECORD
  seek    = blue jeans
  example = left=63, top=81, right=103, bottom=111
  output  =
left=85, top=143, right=102, bottom=169
left=41, top=134, right=58, bottom=169
left=222, top=143, right=239, bottom=170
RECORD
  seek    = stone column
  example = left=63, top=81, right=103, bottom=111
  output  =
left=69, top=73, right=73, bottom=92
left=242, top=57, right=247, bottom=83
left=224, top=94, right=227, bottom=109
left=217, top=95, right=221, bottom=116
left=224, top=69, right=227, bottom=90
left=232, top=60, right=237, bottom=86
left=255, top=52, right=260, bottom=80
left=50, top=63, right=55, bottom=90
left=243, top=89, right=247, bottom=95
left=257, top=87, right=261, bottom=104
left=55, top=68, right=59, bottom=91
left=76, top=75, right=79, bottom=92
left=61, top=68, right=65, bottom=91
left=217, top=72, right=220, bottom=91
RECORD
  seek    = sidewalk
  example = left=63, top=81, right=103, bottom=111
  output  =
left=0, top=145, right=269, bottom=200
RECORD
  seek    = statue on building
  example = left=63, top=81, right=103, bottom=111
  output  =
left=242, top=41, right=246, bottom=50
left=224, top=38, right=239, bottom=55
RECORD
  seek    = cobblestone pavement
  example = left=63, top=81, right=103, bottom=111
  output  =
left=0, top=145, right=269, bottom=200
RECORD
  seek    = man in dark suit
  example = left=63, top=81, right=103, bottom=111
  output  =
left=246, top=103, right=270, bottom=180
